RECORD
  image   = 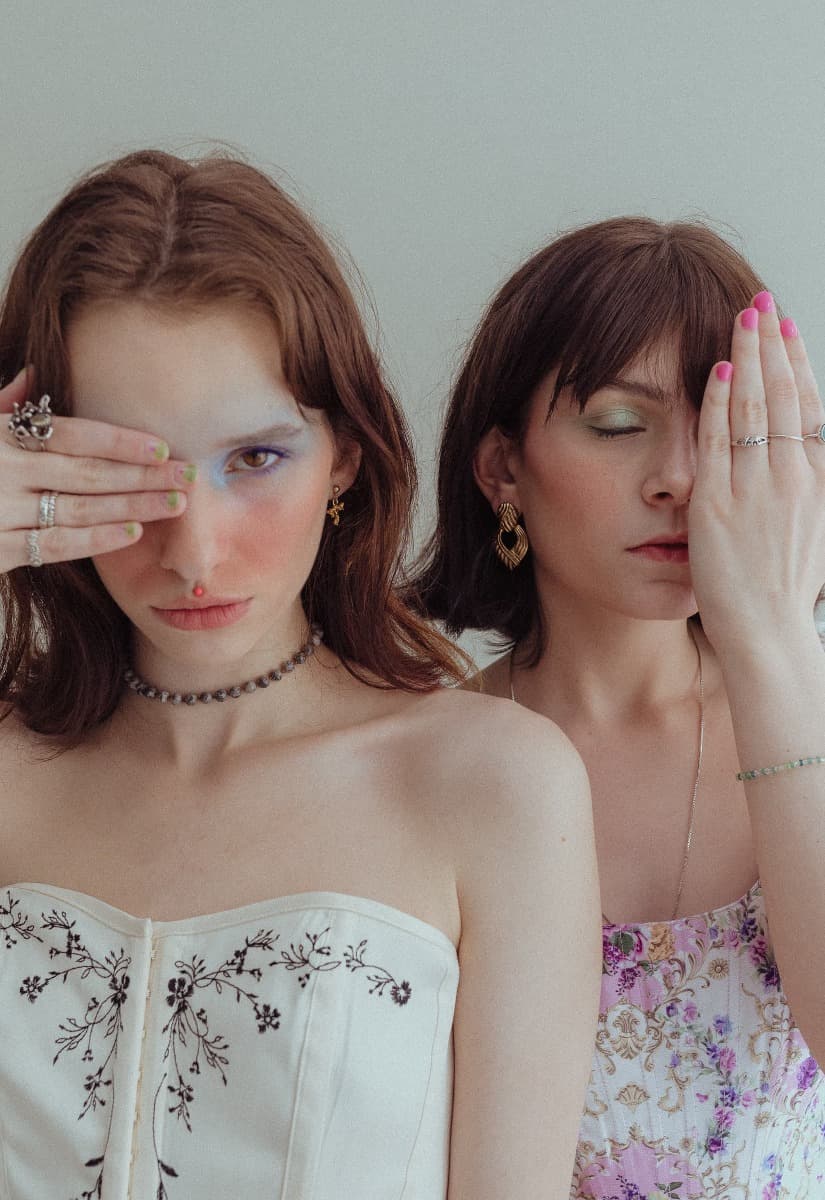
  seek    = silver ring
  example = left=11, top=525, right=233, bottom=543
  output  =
left=38, top=491, right=58, bottom=529
left=767, top=433, right=805, bottom=443
left=732, top=435, right=769, bottom=447
left=8, top=394, right=54, bottom=451
left=803, top=423, right=825, bottom=443
left=25, top=529, right=43, bottom=568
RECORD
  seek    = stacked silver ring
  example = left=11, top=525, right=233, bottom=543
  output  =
left=38, top=491, right=58, bottom=528
left=733, top=423, right=825, bottom=448
left=25, top=530, right=43, bottom=568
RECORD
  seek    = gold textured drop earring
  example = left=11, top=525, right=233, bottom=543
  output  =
left=326, top=484, right=344, bottom=526
left=494, top=501, right=528, bottom=569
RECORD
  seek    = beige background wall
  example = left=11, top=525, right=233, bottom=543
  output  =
left=2, top=2, right=823, bottom=658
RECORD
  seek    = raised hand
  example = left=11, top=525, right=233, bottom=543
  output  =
left=0, top=368, right=196, bottom=573
left=689, top=292, right=825, bottom=653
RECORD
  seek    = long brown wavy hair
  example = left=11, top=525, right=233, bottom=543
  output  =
left=413, top=217, right=768, bottom=660
left=0, top=149, right=467, bottom=745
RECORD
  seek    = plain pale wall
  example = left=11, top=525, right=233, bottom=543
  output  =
left=2, top=1, right=823, bottom=661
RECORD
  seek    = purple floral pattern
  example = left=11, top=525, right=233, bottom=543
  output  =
left=572, top=885, right=825, bottom=1199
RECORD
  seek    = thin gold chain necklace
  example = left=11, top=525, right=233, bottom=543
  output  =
left=509, top=625, right=704, bottom=922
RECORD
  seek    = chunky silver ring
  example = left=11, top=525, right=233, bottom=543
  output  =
left=8, top=394, right=54, bottom=450
left=25, top=529, right=43, bottom=568
left=803, top=423, right=825, bottom=443
left=38, top=491, right=58, bottom=529
left=732, top=435, right=769, bottom=447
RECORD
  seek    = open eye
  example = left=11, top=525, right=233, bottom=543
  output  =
left=227, top=447, right=286, bottom=474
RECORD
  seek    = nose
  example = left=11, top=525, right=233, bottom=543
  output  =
left=155, top=485, right=227, bottom=584
left=641, top=418, right=698, bottom=508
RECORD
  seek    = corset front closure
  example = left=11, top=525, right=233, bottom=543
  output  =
left=0, top=885, right=458, bottom=1200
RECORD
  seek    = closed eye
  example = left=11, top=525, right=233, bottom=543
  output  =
left=590, top=426, right=644, bottom=439
left=226, top=447, right=287, bottom=474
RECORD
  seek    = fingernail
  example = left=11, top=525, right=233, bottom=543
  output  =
left=716, top=361, right=733, bottom=382
left=150, top=440, right=170, bottom=462
left=175, top=463, right=198, bottom=483
left=166, top=490, right=180, bottom=509
left=741, top=308, right=759, bottom=331
left=753, top=291, right=774, bottom=313
left=780, top=317, right=799, bottom=339
left=124, top=523, right=140, bottom=538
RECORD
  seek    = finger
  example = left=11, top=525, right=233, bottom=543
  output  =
left=0, top=366, right=33, bottom=413
left=695, top=360, right=734, bottom=493
left=1, top=522, right=143, bottom=571
left=4, top=449, right=197, bottom=496
left=753, top=292, right=803, bottom=453
left=728, top=307, right=768, bottom=443
left=2, top=408, right=173, bottom=466
left=4, top=488, right=187, bottom=532
left=780, top=319, right=825, bottom=433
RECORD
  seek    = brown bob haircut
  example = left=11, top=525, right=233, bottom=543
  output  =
left=0, top=149, right=466, bottom=744
left=414, top=216, right=767, bottom=657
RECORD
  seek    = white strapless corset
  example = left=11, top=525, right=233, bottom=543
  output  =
left=0, top=884, right=459, bottom=1199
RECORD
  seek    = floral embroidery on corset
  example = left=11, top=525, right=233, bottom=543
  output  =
left=154, top=925, right=412, bottom=1197
left=3, top=893, right=415, bottom=1200
left=5, top=896, right=131, bottom=1200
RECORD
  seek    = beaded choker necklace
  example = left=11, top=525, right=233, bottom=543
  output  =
left=124, top=626, right=323, bottom=706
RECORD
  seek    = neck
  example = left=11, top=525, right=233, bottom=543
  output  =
left=513, top=597, right=704, bottom=725
left=112, top=611, right=328, bottom=768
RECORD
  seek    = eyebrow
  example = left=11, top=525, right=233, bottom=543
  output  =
left=595, top=379, right=674, bottom=406
left=213, top=422, right=305, bottom=449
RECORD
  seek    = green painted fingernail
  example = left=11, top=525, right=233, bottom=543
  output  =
left=124, top=523, right=139, bottom=538
left=151, top=440, right=170, bottom=462
left=166, top=490, right=180, bottom=509
left=176, top=463, right=198, bottom=483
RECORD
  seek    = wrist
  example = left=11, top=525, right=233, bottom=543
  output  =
left=713, top=623, right=824, bottom=684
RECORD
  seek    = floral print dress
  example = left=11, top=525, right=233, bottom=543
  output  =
left=572, top=882, right=825, bottom=1199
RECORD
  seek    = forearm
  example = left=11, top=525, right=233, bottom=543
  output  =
left=719, top=624, right=825, bottom=1062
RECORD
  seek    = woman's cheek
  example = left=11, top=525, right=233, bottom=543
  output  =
left=233, top=482, right=328, bottom=576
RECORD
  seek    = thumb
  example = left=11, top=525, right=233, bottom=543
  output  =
left=0, top=365, right=33, bottom=414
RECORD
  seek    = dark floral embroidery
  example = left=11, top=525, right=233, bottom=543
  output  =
left=9, top=900, right=131, bottom=1200
left=343, top=939, right=412, bottom=1005
left=152, top=928, right=281, bottom=1197
left=269, top=927, right=414, bottom=1005
left=1, top=890, right=43, bottom=949
left=5, top=894, right=414, bottom=1200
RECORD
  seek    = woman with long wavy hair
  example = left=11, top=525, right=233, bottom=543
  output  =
left=0, top=151, right=599, bottom=1199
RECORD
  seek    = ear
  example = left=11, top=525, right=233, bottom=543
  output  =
left=473, top=426, right=523, bottom=514
left=331, top=435, right=362, bottom=495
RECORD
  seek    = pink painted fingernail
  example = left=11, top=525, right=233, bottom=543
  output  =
left=716, top=361, right=733, bottom=382
left=780, top=317, right=799, bottom=338
left=753, top=291, right=774, bottom=313
left=741, top=308, right=759, bottom=331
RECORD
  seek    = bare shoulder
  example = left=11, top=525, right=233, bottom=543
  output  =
left=397, top=687, right=591, bottom=842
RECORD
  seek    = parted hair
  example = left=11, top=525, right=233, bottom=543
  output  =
left=0, top=149, right=467, bottom=744
left=413, top=216, right=767, bottom=658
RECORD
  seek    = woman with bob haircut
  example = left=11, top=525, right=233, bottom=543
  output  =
left=0, top=151, right=600, bottom=1199
left=416, top=217, right=825, bottom=1197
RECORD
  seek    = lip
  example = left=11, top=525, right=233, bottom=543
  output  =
left=628, top=535, right=689, bottom=565
left=151, top=600, right=252, bottom=630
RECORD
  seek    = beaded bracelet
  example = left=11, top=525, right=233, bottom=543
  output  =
left=736, top=755, right=825, bottom=782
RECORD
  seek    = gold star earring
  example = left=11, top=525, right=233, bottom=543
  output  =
left=326, top=484, right=344, bottom=526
